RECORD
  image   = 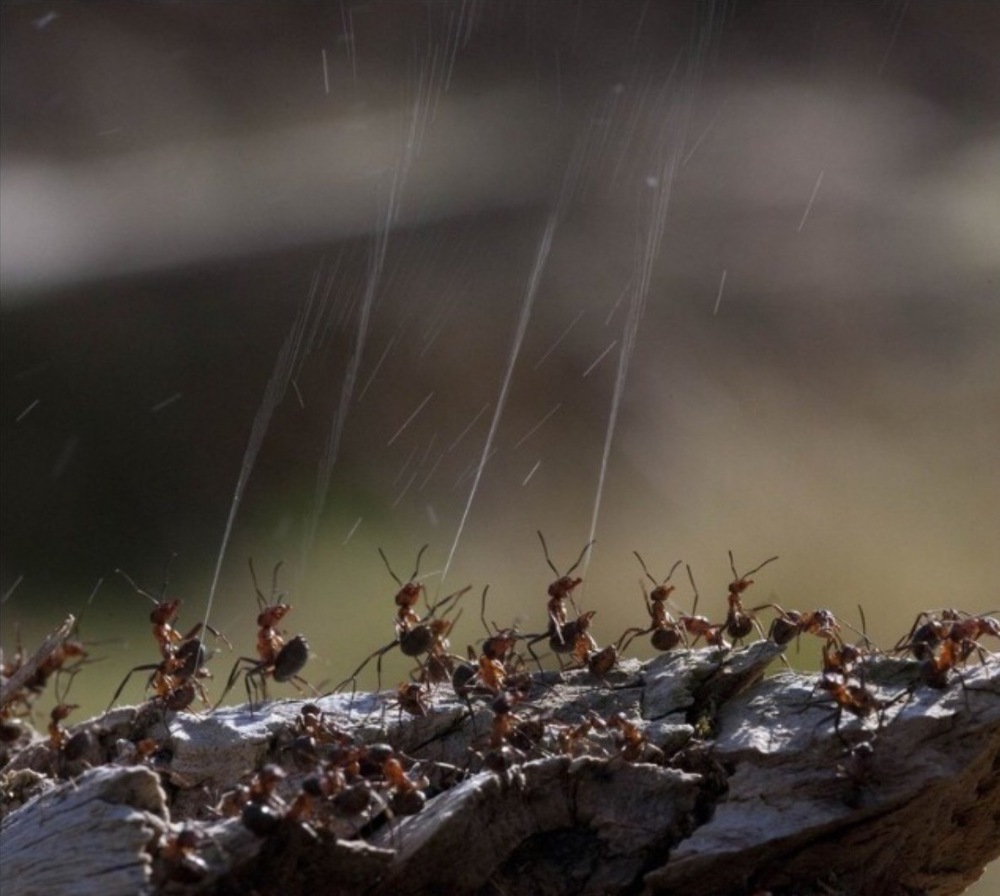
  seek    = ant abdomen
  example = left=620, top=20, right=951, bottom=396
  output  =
left=272, top=636, right=309, bottom=683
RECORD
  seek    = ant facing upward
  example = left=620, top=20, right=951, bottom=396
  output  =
left=116, top=560, right=229, bottom=662
left=107, top=561, right=228, bottom=714
left=215, top=560, right=311, bottom=711
left=333, top=546, right=470, bottom=694
left=524, top=532, right=594, bottom=670
left=722, top=551, right=777, bottom=644
left=616, top=552, right=684, bottom=655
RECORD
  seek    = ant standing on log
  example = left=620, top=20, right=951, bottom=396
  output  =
left=332, top=546, right=471, bottom=695
left=215, top=560, right=311, bottom=712
left=107, top=563, right=228, bottom=714
left=616, top=553, right=685, bottom=655
left=722, top=551, right=777, bottom=645
left=525, top=531, right=595, bottom=671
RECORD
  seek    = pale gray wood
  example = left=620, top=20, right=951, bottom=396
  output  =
left=1, top=643, right=998, bottom=896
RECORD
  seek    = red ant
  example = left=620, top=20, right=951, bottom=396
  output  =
left=106, top=625, right=214, bottom=714
left=608, top=712, right=663, bottom=763
left=678, top=566, right=728, bottom=649
left=154, top=828, right=210, bottom=885
left=896, top=609, right=1000, bottom=665
left=524, top=532, right=594, bottom=669
left=537, top=530, right=592, bottom=636
left=215, top=560, right=311, bottom=711
left=722, top=551, right=777, bottom=644
left=116, top=562, right=229, bottom=661
left=752, top=602, right=842, bottom=647
left=333, top=546, right=470, bottom=694
left=616, top=553, right=685, bottom=654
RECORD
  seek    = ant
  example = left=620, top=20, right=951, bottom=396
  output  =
left=379, top=544, right=432, bottom=631
left=616, top=553, right=685, bottom=654
left=116, top=563, right=229, bottom=661
left=215, top=560, right=311, bottom=711
left=608, top=712, right=663, bottom=763
left=333, top=577, right=470, bottom=696
left=524, top=532, right=594, bottom=670
left=544, top=610, right=600, bottom=670
left=722, top=551, right=777, bottom=644
left=677, top=566, right=728, bottom=649
left=752, top=602, right=842, bottom=647
left=107, top=631, right=212, bottom=715
left=537, top=530, right=593, bottom=637
left=154, top=828, right=210, bottom=885
left=896, top=609, right=1000, bottom=665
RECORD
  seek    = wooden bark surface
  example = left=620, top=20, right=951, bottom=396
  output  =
left=2, top=642, right=999, bottom=896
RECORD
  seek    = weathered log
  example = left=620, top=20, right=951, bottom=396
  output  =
left=2, top=642, right=998, bottom=896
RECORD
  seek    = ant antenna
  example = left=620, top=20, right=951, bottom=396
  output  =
left=686, top=565, right=701, bottom=616
left=248, top=558, right=266, bottom=607
left=379, top=545, right=428, bottom=587
left=537, top=530, right=594, bottom=577
left=634, top=552, right=682, bottom=587
left=729, top=551, right=779, bottom=581
left=409, top=544, right=429, bottom=583
left=115, top=569, right=160, bottom=606
left=537, top=531, right=559, bottom=578
left=480, top=585, right=494, bottom=636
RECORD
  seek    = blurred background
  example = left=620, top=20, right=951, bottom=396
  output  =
left=2, top=2, right=998, bottom=883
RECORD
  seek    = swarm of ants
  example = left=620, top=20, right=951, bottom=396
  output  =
left=2, top=533, right=998, bottom=883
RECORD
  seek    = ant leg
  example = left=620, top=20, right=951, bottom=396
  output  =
left=525, top=633, right=548, bottom=676
left=615, top=627, right=649, bottom=655
left=214, top=657, right=258, bottom=710
left=105, top=663, right=162, bottom=716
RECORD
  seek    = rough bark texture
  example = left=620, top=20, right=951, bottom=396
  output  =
left=2, top=641, right=999, bottom=896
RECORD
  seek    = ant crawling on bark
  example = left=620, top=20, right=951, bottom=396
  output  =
left=722, top=551, right=777, bottom=644
left=616, top=553, right=685, bottom=655
left=215, top=560, right=311, bottom=712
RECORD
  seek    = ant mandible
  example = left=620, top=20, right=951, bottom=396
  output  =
left=722, top=551, right=777, bottom=644
left=215, top=560, right=311, bottom=712
left=616, top=552, right=685, bottom=655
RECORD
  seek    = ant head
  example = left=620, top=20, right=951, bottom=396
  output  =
left=257, top=603, right=291, bottom=628
left=394, top=581, right=425, bottom=609
left=728, top=551, right=778, bottom=593
left=149, top=599, right=182, bottom=626
left=547, top=576, right=582, bottom=600
left=650, top=584, right=676, bottom=603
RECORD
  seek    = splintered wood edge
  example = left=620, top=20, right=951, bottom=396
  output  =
left=2, top=645, right=999, bottom=896
left=0, top=615, right=76, bottom=709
